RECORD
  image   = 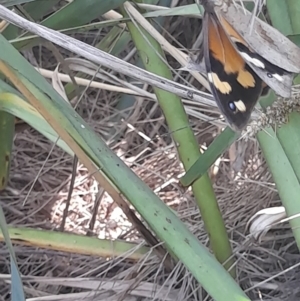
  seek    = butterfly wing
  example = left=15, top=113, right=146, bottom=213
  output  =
left=218, top=13, right=294, bottom=98
left=203, top=11, right=263, bottom=131
left=219, top=4, right=300, bottom=74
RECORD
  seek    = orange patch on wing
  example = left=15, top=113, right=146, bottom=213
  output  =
left=218, top=15, right=247, bottom=46
left=207, top=14, right=255, bottom=88
left=237, top=69, right=256, bottom=88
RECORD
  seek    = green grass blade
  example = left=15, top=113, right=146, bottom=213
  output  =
left=9, top=19, right=126, bottom=52
left=40, top=0, right=127, bottom=30
left=180, top=127, right=239, bottom=186
left=142, top=3, right=203, bottom=17
left=0, top=207, right=25, bottom=301
left=286, top=0, right=300, bottom=34
left=267, top=0, right=300, bottom=35
left=275, top=112, right=300, bottom=182
left=289, top=34, right=300, bottom=47
left=8, top=0, right=128, bottom=50
left=0, top=227, right=150, bottom=260
left=0, top=0, right=36, bottom=5
left=0, top=86, right=74, bottom=155
left=2, top=0, right=60, bottom=40
left=0, top=110, right=14, bottom=190
left=266, top=0, right=293, bottom=35
left=22, top=0, right=60, bottom=21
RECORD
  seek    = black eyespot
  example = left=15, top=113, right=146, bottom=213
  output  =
left=267, top=73, right=273, bottom=78
left=228, top=102, right=236, bottom=112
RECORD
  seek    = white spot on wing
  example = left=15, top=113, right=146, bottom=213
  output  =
left=272, top=73, right=284, bottom=82
left=234, top=100, right=247, bottom=112
left=240, top=52, right=265, bottom=69
left=239, top=52, right=284, bottom=82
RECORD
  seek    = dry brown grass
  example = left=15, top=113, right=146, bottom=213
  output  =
left=0, top=1, right=300, bottom=300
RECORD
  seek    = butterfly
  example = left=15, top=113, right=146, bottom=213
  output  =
left=198, top=0, right=300, bottom=131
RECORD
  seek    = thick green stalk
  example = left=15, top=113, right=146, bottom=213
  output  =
left=257, top=1, right=300, bottom=248
left=122, top=3, right=235, bottom=275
